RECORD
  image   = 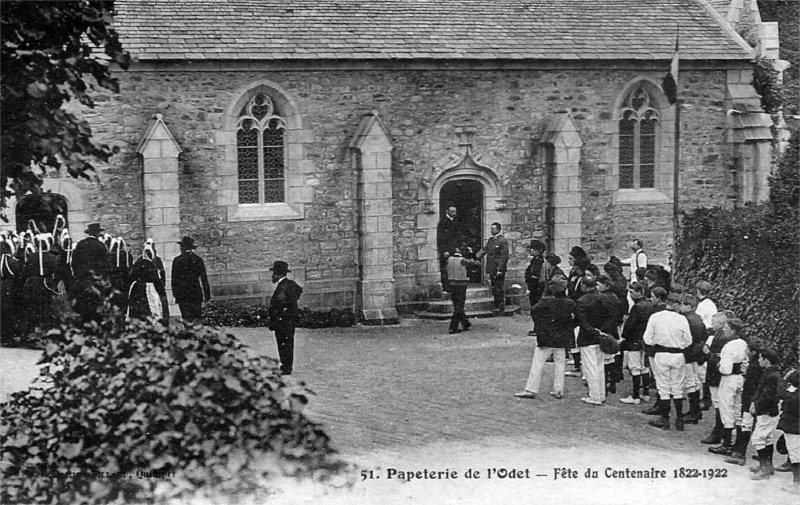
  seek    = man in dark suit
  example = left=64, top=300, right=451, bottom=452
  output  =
left=268, top=260, right=303, bottom=376
left=171, top=236, right=211, bottom=322
left=476, top=222, right=509, bottom=315
left=576, top=275, right=616, bottom=405
left=71, top=222, right=111, bottom=320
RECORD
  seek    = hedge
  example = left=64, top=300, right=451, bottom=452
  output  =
left=0, top=310, right=345, bottom=504
left=676, top=204, right=799, bottom=370
left=203, top=302, right=357, bottom=329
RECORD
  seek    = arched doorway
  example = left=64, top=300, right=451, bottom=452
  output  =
left=15, top=193, right=69, bottom=233
left=440, top=179, right=483, bottom=283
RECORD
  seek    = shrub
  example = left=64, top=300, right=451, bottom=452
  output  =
left=0, top=309, right=345, bottom=504
left=203, top=302, right=357, bottom=329
left=677, top=204, right=799, bottom=370
left=297, top=307, right=357, bottom=329
left=202, top=301, right=270, bottom=328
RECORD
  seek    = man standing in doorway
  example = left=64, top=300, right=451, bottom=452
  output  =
left=476, top=222, right=509, bottom=316
left=437, top=205, right=462, bottom=292
left=171, top=236, right=211, bottom=322
left=268, top=260, right=303, bottom=376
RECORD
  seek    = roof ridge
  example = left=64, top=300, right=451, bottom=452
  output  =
left=692, top=0, right=755, bottom=57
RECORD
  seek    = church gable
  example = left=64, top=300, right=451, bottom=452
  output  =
left=68, top=0, right=779, bottom=314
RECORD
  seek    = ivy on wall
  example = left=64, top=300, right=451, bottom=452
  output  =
left=753, top=56, right=783, bottom=114
left=677, top=165, right=799, bottom=370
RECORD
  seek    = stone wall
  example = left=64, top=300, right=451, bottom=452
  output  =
left=78, top=64, right=740, bottom=309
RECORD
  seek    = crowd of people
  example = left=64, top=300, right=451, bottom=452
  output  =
left=0, top=217, right=306, bottom=378
left=509, top=239, right=798, bottom=492
left=0, top=219, right=211, bottom=342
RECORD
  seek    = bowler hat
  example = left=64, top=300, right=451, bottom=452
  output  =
left=85, top=222, right=104, bottom=236
left=269, top=260, right=291, bottom=275
left=178, top=236, right=196, bottom=249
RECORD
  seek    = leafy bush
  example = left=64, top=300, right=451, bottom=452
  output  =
left=202, top=301, right=270, bottom=328
left=297, top=307, right=357, bottom=329
left=203, top=302, right=357, bottom=329
left=0, top=310, right=345, bottom=504
left=676, top=204, right=799, bottom=370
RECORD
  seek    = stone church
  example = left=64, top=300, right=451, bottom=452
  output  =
left=6, top=0, right=787, bottom=323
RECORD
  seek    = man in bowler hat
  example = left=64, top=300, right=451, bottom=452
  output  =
left=171, top=236, right=211, bottom=322
left=71, top=222, right=112, bottom=320
left=268, top=260, right=303, bottom=375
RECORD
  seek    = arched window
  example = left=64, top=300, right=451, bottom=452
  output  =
left=237, top=93, right=286, bottom=204
left=618, top=88, right=659, bottom=189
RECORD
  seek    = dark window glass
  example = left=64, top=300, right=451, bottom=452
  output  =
left=618, top=87, right=660, bottom=190
left=236, top=93, right=286, bottom=204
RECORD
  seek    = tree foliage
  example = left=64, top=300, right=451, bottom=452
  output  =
left=0, top=1, right=130, bottom=218
left=769, top=128, right=800, bottom=211
left=758, top=0, right=800, bottom=117
left=1, top=310, right=345, bottom=504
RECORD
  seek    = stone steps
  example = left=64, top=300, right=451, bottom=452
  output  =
left=413, top=283, right=520, bottom=319
left=415, top=305, right=520, bottom=320
left=420, top=296, right=499, bottom=314
left=438, top=286, right=491, bottom=301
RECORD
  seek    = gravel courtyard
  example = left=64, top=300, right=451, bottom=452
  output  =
left=1, top=315, right=795, bottom=505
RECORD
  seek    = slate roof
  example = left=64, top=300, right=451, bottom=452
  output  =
left=114, top=0, right=753, bottom=62
left=706, top=0, right=733, bottom=15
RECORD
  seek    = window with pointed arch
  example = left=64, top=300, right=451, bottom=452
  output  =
left=618, top=87, right=659, bottom=189
left=237, top=93, right=286, bottom=203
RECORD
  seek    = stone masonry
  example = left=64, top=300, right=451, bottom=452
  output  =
left=73, top=63, right=756, bottom=311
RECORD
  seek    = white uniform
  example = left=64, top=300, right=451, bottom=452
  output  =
left=643, top=310, right=692, bottom=398
left=718, top=338, right=748, bottom=428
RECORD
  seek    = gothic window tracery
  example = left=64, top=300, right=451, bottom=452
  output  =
left=237, top=93, right=286, bottom=203
left=618, top=87, right=659, bottom=189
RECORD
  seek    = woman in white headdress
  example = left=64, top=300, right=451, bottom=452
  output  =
left=108, top=237, right=133, bottom=312
left=20, top=233, right=61, bottom=335
left=0, top=235, right=22, bottom=343
left=127, top=240, right=169, bottom=324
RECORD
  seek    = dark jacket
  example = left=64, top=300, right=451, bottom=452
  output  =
left=621, top=298, right=653, bottom=351
left=171, top=251, right=211, bottom=303
left=777, top=387, right=799, bottom=435
left=567, top=268, right=584, bottom=301
left=72, top=236, right=111, bottom=280
left=531, top=295, right=577, bottom=349
left=752, top=365, right=782, bottom=417
left=477, top=234, right=509, bottom=277
left=741, top=361, right=764, bottom=412
left=437, top=215, right=462, bottom=258
left=600, top=290, right=622, bottom=332
left=525, top=256, right=545, bottom=302
left=683, top=311, right=708, bottom=364
left=576, top=290, right=615, bottom=347
left=268, top=278, right=303, bottom=329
